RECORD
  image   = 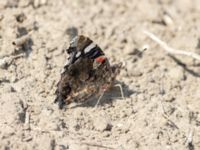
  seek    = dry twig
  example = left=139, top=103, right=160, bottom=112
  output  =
left=12, top=34, right=31, bottom=47
left=79, top=142, right=114, bottom=149
left=0, top=53, right=25, bottom=69
left=186, top=128, right=194, bottom=144
left=185, top=128, right=194, bottom=150
left=143, top=30, right=200, bottom=61
left=159, top=73, right=179, bottom=130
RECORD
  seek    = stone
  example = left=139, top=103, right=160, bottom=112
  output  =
left=35, top=135, right=54, bottom=150
left=93, top=116, right=112, bottom=132
left=168, top=67, right=185, bottom=81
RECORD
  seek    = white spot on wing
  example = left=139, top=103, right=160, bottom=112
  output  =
left=61, top=59, right=70, bottom=74
left=84, top=42, right=96, bottom=53
left=75, top=51, right=81, bottom=58
left=61, top=68, right=65, bottom=74
left=64, top=60, right=69, bottom=66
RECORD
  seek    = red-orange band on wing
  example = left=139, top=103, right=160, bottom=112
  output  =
left=95, top=56, right=106, bottom=63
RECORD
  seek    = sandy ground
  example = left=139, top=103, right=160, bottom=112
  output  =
left=0, top=0, right=200, bottom=149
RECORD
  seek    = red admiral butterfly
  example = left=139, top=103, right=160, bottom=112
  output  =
left=55, top=35, right=121, bottom=109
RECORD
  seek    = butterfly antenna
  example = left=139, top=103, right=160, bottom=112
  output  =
left=114, top=84, right=125, bottom=100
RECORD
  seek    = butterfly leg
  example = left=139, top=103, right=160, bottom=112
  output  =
left=54, top=97, right=66, bottom=109
left=58, top=99, right=65, bottom=109
left=114, top=84, right=125, bottom=100
left=95, top=91, right=105, bottom=108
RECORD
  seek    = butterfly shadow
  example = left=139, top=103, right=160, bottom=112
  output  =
left=68, top=81, right=134, bottom=109
left=169, top=55, right=200, bottom=78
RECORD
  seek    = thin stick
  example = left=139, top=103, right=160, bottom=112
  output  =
left=95, top=92, right=105, bottom=108
left=162, top=113, right=179, bottom=129
left=185, top=128, right=194, bottom=146
left=24, top=112, right=30, bottom=130
left=143, top=30, right=200, bottom=61
left=160, top=94, right=179, bottom=130
left=114, top=84, right=125, bottom=100
left=159, top=73, right=179, bottom=130
left=79, top=142, right=114, bottom=149
left=12, top=34, right=30, bottom=47
left=0, top=53, right=25, bottom=69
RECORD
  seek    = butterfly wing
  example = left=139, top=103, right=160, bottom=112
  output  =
left=55, top=35, right=109, bottom=109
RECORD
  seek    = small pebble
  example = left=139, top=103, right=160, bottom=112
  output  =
left=168, top=67, right=185, bottom=81
left=15, top=12, right=26, bottom=23
left=93, top=116, right=112, bottom=132
left=163, top=13, right=174, bottom=26
left=0, top=57, right=12, bottom=69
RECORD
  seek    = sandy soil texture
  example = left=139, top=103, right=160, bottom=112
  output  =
left=1, top=0, right=200, bottom=149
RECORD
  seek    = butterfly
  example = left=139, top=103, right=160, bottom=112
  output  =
left=54, top=35, right=121, bottom=109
